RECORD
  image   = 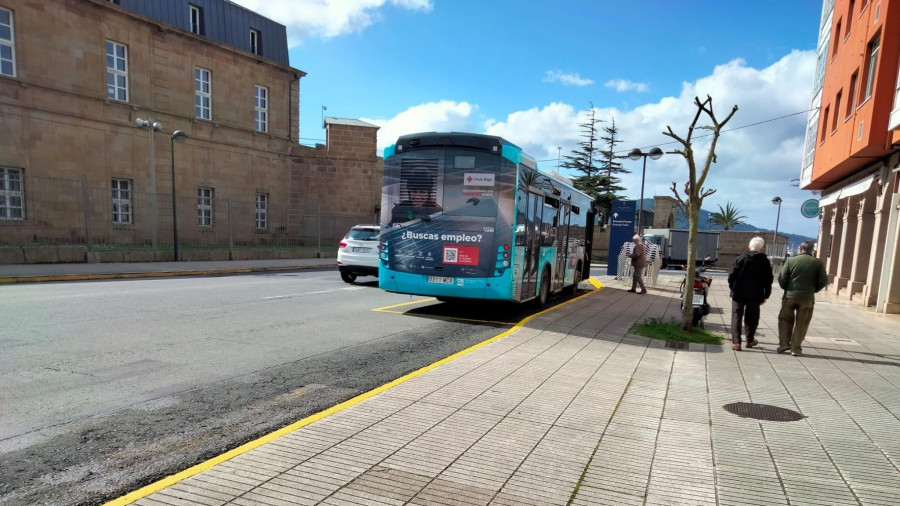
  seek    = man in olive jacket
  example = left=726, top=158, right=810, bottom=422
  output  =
left=728, top=236, right=773, bottom=351
left=777, top=240, right=828, bottom=356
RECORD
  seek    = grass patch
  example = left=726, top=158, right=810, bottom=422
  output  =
left=630, top=317, right=724, bottom=345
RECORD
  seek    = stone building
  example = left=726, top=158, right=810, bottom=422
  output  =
left=0, top=0, right=381, bottom=262
left=799, top=0, right=900, bottom=313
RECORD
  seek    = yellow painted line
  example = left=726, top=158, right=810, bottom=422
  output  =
left=372, top=298, right=437, bottom=311
left=104, top=281, right=603, bottom=506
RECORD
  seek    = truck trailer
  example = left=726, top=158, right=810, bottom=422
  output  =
left=642, top=228, right=720, bottom=268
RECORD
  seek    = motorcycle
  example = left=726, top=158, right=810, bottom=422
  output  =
left=680, top=256, right=712, bottom=327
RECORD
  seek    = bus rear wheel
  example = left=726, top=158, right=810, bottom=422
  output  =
left=536, top=269, right=550, bottom=307
left=568, top=262, right=583, bottom=295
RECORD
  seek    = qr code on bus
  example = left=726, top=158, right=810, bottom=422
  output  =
left=444, top=247, right=458, bottom=263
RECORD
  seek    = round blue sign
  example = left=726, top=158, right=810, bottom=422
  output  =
left=801, top=199, right=820, bottom=218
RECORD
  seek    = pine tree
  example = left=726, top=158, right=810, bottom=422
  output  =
left=595, top=117, right=629, bottom=228
left=561, top=105, right=603, bottom=201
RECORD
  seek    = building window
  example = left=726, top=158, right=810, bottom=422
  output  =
left=846, top=0, right=855, bottom=36
left=111, top=179, right=132, bottom=224
left=254, top=85, right=268, bottom=132
left=0, top=8, right=16, bottom=78
left=890, top=54, right=900, bottom=130
left=0, top=167, right=24, bottom=220
left=894, top=58, right=900, bottom=112
left=863, top=35, right=880, bottom=101
left=820, top=106, right=830, bottom=142
left=832, top=91, right=842, bottom=131
left=831, top=20, right=841, bottom=57
left=189, top=5, right=203, bottom=35
left=256, top=193, right=268, bottom=229
left=802, top=114, right=819, bottom=169
left=847, top=71, right=858, bottom=117
left=195, top=67, right=211, bottom=120
left=198, top=187, right=213, bottom=226
left=250, top=29, right=261, bottom=55
left=106, top=40, right=128, bottom=101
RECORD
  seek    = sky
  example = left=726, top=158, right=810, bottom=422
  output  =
left=231, top=0, right=826, bottom=239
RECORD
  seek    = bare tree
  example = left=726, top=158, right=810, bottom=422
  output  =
left=664, top=95, right=738, bottom=330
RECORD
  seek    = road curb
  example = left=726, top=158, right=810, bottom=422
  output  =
left=0, top=264, right=335, bottom=284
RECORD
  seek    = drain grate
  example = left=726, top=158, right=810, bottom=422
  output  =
left=723, top=402, right=805, bottom=422
left=665, top=341, right=689, bottom=350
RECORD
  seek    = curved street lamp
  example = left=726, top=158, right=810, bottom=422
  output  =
left=627, top=147, right=664, bottom=234
left=772, top=196, right=783, bottom=256
left=171, top=130, right=188, bottom=261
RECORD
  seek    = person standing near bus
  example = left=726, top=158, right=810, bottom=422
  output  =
left=627, top=235, right=647, bottom=294
left=777, top=241, right=827, bottom=356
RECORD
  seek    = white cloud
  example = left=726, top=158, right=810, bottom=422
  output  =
left=360, top=101, right=477, bottom=150
left=543, top=71, right=594, bottom=87
left=230, top=0, right=432, bottom=46
left=605, top=79, right=649, bottom=93
left=608, top=50, right=819, bottom=238
left=369, top=50, right=819, bottom=237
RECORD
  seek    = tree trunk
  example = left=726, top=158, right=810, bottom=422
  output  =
left=681, top=197, right=701, bottom=330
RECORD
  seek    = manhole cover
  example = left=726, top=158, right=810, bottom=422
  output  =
left=723, top=402, right=805, bottom=422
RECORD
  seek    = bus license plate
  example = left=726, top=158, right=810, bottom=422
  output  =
left=428, top=276, right=454, bottom=284
left=692, top=294, right=705, bottom=306
left=352, top=247, right=371, bottom=253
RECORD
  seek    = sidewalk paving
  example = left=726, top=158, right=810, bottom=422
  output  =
left=70, top=267, right=898, bottom=506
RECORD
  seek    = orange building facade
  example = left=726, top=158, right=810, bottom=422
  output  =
left=801, top=0, right=900, bottom=313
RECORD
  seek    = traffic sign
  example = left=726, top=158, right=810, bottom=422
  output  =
left=801, top=199, right=820, bottom=218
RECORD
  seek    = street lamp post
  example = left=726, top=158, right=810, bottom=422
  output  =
left=556, top=146, right=562, bottom=172
left=136, top=118, right=162, bottom=248
left=772, top=196, right=783, bottom=256
left=171, top=130, right=188, bottom=261
left=627, top=147, right=664, bottom=235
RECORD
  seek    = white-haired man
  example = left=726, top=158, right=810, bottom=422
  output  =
left=727, top=236, right=773, bottom=351
left=627, top=234, right=647, bottom=294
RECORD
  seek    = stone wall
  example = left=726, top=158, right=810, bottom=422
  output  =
left=0, top=0, right=383, bottom=263
left=716, top=230, right=788, bottom=268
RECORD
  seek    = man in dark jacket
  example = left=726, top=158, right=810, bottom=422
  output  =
left=777, top=241, right=828, bottom=356
left=728, top=236, right=773, bottom=351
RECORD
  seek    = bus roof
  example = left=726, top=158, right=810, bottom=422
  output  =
left=385, top=132, right=535, bottom=167
left=384, top=131, right=590, bottom=202
left=389, top=132, right=519, bottom=154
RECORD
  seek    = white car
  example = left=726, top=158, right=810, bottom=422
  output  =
left=337, top=225, right=380, bottom=283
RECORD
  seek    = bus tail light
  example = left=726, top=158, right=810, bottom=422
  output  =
left=495, top=244, right=510, bottom=276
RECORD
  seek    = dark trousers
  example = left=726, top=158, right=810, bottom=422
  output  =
left=778, top=297, right=815, bottom=353
left=731, top=300, right=760, bottom=345
left=631, top=266, right=646, bottom=292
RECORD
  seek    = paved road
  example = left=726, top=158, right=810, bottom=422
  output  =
left=1, top=270, right=534, bottom=505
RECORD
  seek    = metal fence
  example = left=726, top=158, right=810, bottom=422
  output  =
left=0, top=174, right=374, bottom=257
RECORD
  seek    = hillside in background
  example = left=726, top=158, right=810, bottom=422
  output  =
left=640, top=199, right=817, bottom=250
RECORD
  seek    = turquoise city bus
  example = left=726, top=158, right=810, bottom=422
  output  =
left=378, top=132, right=595, bottom=305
